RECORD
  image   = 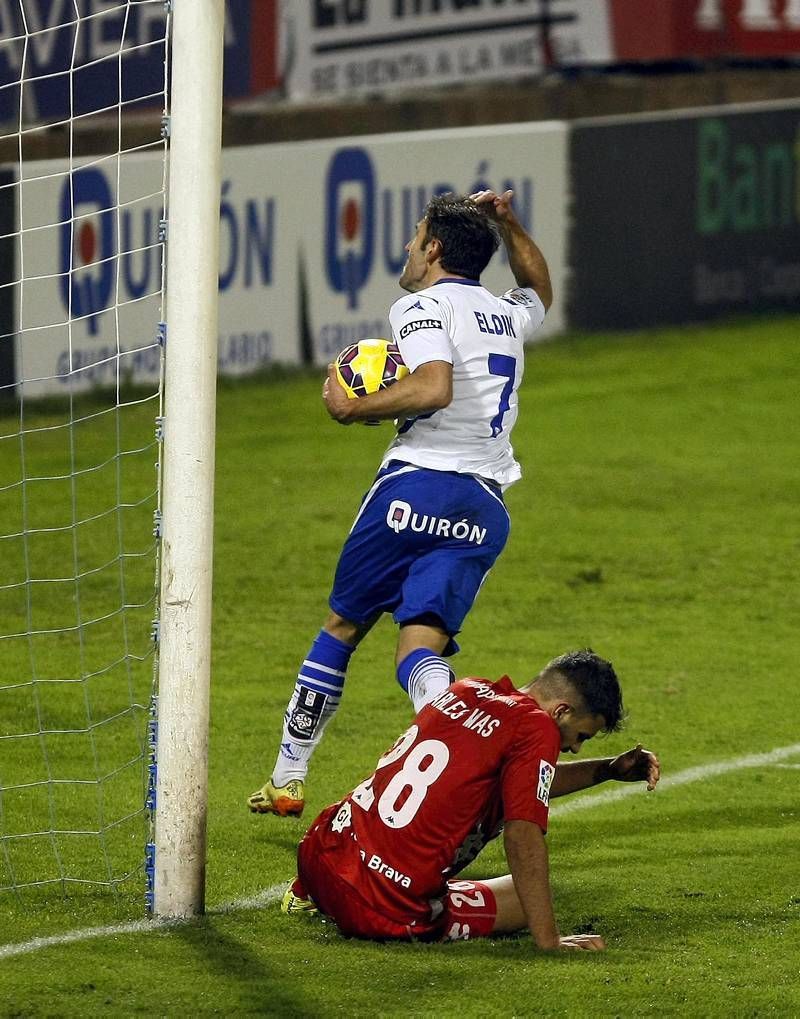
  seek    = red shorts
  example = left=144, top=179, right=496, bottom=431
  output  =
left=296, top=815, right=497, bottom=942
left=439, top=879, right=498, bottom=942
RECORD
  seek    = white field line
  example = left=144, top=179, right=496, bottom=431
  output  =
left=551, top=741, right=800, bottom=817
left=3, top=741, right=800, bottom=961
left=0, top=882, right=288, bottom=961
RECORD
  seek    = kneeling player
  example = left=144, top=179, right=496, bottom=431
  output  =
left=284, top=649, right=660, bottom=951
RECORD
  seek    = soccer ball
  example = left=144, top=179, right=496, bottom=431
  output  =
left=334, top=338, right=409, bottom=399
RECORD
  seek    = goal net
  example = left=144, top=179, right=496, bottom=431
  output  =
left=0, top=1, right=169, bottom=916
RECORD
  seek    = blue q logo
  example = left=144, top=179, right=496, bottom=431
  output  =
left=59, top=168, right=115, bottom=335
left=325, top=148, right=375, bottom=310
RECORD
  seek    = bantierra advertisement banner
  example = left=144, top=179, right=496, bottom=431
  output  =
left=568, top=102, right=800, bottom=329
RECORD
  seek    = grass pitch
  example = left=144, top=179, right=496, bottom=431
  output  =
left=1, top=314, right=799, bottom=1016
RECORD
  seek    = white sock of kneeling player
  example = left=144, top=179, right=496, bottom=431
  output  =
left=396, top=649, right=455, bottom=714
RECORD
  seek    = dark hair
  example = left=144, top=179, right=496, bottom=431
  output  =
left=540, top=649, right=625, bottom=733
left=422, top=193, right=500, bottom=280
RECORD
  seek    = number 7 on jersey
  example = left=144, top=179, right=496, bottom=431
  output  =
left=488, top=354, right=516, bottom=438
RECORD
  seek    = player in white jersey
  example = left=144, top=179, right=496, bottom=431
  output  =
left=248, top=190, right=552, bottom=819
left=383, top=275, right=542, bottom=485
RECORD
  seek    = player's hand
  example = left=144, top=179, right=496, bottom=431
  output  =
left=607, top=744, right=661, bottom=791
left=557, top=934, right=606, bottom=952
left=469, top=188, right=515, bottom=224
left=322, top=364, right=355, bottom=424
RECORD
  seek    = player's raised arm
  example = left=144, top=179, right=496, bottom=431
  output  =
left=471, top=189, right=553, bottom=311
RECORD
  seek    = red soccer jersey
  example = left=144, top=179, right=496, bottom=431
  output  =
left=303, top=676, right=561, bottom=930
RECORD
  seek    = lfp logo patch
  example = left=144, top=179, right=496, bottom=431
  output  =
left=324, top=147, right=375, bottom=310
left=537, top=760, right=555, bottom=806
left=59, top=168, right=115, bottom=335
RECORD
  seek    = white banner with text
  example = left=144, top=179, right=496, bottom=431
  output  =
left=286, top=0, right=613, bottom=100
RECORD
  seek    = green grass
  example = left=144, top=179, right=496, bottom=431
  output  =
left=1, top=315, right=799, bottom=1016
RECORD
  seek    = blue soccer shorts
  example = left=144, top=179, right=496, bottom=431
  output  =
left=328, top=461, right=510, bottom=644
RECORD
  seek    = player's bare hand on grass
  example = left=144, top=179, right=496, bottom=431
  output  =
left=470, top=188, right=515, bottom=223
left=557, top=934, right=606, bottom=952
left=323, top=364, right=354, bottom=424
left=608, top=743, right=661, bottom=790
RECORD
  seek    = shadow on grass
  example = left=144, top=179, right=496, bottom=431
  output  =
left=170, top=915, right=324, bottom=1018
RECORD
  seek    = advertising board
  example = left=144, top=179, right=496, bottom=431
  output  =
left=14, top=145, right=300, bottom=397
left=10, top=119, right=567, bottom=395
left=289, top=121, right=568, bottom=365
left=0, top=0, right=268, bottom=124
left=569, top=102, right=800, bottom=328
left=680, top=0, right=800, bottom=57
left=286, top=0, right=613, bottom=100
left=610, top=0, right=800, bottom=61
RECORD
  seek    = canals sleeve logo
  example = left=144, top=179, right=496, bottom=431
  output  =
left=399, top=318, right=442, bottom=339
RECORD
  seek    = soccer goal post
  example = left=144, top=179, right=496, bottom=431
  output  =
left=152, top=0, right=224, bottom=919
left=0, top=0, right=223, bottom=929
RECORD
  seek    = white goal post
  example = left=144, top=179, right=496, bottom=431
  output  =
left=0, top=0, right=223, bottom=927
left=152, top=0, right=224, bottom=919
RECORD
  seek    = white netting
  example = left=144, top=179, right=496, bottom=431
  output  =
left=0, top=0, right=168, bottom=907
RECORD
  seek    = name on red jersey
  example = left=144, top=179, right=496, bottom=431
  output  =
left=359, top=849, right=412, bottom=889
left=428, top=688, right=503, bottom=738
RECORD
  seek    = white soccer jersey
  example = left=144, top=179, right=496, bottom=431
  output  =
left=382, top=278, right=546, bottom=488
